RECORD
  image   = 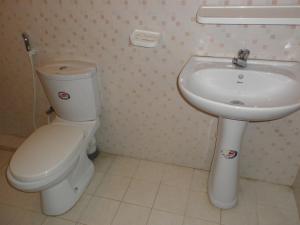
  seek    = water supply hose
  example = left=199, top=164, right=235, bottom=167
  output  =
left=22, top=32, right=38, bottom=130
left=28, top=49, right=37, bottom=130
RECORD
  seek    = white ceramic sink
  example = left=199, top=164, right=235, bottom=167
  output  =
left=178, top=56, right=300, bottom=121
left=178, top=56, right=300, bottom=209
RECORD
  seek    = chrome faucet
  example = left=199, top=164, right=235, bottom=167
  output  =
left=232, top=49, right=250, bottom=68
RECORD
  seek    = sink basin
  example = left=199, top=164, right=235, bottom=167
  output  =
left=178, top=56, right=300, bottom=209
left=178, top=56, right=300, bottom=121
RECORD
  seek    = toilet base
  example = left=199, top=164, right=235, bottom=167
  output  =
left=41, top=151, right=94, bottom=215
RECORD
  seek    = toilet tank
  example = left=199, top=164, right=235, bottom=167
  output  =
left=36, top=60, right=100, bottom=122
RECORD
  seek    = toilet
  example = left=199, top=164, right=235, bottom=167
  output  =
left=7, top=60, right=100, bottom=215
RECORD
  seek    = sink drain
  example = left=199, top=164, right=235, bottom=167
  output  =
left=229, top=100, right=245, bottom=106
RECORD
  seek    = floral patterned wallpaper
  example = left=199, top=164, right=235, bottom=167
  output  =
left=0, top=0, right=300, bottom=185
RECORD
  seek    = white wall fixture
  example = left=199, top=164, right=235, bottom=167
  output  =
left=178, top=55, right=300, bottom=208
left=130, top=29, right=162, bottom=48
left=197, top=6, right=300, bottom=25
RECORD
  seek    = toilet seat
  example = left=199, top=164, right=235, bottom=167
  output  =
left=9, top=124, right=84, bottom=183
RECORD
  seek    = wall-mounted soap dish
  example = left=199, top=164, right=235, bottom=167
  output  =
left=130, top=29, right=162, bottom=48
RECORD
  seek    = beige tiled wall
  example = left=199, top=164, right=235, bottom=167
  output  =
left=0, top=0, right=300, bottom=185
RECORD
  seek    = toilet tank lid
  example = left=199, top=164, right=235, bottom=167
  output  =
left=9, top=124, right=84, bottom=182
left=36, top=60, right=97, bottom=80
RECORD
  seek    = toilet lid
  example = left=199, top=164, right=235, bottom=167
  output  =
left=9, top=124, right=84, bottom=182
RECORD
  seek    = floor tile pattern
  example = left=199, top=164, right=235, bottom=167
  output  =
left=0, top=150, right=299, bottom=225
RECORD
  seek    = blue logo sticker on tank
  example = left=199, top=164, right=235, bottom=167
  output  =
left=58, top=91, right=70, bottom=100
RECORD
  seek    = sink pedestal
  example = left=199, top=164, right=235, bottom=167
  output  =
left=178, top=56, right=300, bottom=208
left=208, top=118, right=247, bottom=209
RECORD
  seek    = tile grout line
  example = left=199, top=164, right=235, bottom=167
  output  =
left=145, top=164, right=167, bottom=225
left=254, top=183, right=260, bottom=225
left=181, top=169, right=195, bottom=225
left=1, top=153, right=299, bottom=225
left=90, top=153, right=117, bottom=196
left=107, top=158, right=141, bottom=225
left=0, top=202, right=47, bottom=225
left=71, top=194, right=94, bottom=224
left=76, top=153, right=116, bottom=224
left=43, top=154, right=116, bottom=224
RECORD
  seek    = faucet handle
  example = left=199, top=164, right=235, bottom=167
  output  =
left=237, top=49, right=250, bottom=60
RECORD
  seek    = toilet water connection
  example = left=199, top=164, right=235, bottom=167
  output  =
left=22, top=32, right=47, bottom=130
left=22, top=32, right=103, bottom=129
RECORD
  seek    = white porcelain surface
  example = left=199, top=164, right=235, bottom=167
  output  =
left=7, top=59, right=101, bottom=215
left=197, top=6, right=300, bottom=25
left=37, top=60, right=100, bottom=122
left=208, top=118, right=247, bottom=209
left=178, top=56, right=300, bottom=121
left=9, top=124, right=83, bottom=182
left=179, top=56, right=300, bottom=209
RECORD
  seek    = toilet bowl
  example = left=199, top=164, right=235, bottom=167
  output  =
left=7, top=60, right=101, bottom=215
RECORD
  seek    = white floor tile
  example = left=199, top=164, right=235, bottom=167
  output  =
left=148, top=209, right=184, bottom=225
left=0, top=153, right=299, bottom=225
left=257, top=204, right=300, bottom=225
left=85, top=172, right=105, bottom=195
left=111, top=202, right=151, bottom=225
left=108, top=156, right=140, bottom=177
left=12, top=210, right=45, bottom=225
left=0, top=204, right=45, bottom=225
left=162, top=165, right=193, bottom=189
left=0, top=166, right=41, bottom=212
left=95, top=175, right=131, bottom=200
left=183, top=217, right=219, bottom=225
left=154, top=184, right=189, bottom=215
left=94, top=152, right=115, bottom=173
left=221, top=179, right=258, bottom=225
left=124, top=179, right=159, bottom=207
left=255, top=181, right=297, bottom=210
left=43, top=217, right=76, bottom=225
left=185, top=191, right=220, bottom=224
left=0, top=150, right=12, bottom=168
left=79, top=196, right=120, bottom=225
left=0, top=204, right=15, bottom=224
left=59, top=194, right=92, bottom=222
left=190, top=169, right=208, bottom=192
left=133, top=160, right=166, bottom=182
left=221, top=206, right=257, bottom=225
